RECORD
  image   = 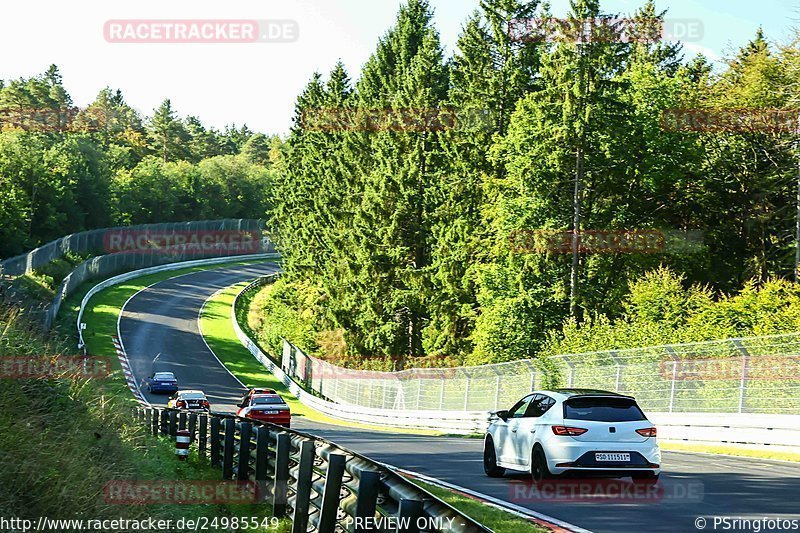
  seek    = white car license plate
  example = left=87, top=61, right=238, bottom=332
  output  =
left=264, top=411, right=278, bottom=415
left=596, top=453, right=630, bottom=462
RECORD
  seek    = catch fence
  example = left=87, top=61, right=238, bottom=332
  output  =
left=280, top=334, right=800, bottom=415
left=0, top=219, right=272, bottom=329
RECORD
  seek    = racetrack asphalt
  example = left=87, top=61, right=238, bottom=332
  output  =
left=118, top=263, right=800, bottom=533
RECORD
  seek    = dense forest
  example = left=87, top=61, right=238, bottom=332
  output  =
left=3, top=0, right=800, bottom=369
left=262, top=0, right=800, bottom=368
left=0, top=65, right=275, bottom=258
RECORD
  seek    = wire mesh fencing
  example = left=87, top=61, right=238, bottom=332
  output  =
left=281, top=334, right=800, bottom=415
left=0, top=219, right=273, bottom=329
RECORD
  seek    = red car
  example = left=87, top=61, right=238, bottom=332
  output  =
left=240, top=387, right=278, bottom=406
left=236, top=393, right=291, bottom=428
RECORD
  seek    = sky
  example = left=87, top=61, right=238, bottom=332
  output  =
left=1, top=0, right=797, bottom=135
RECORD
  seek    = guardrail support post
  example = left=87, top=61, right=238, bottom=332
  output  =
left=354, top=470, right=381, bottom=532
left=291, top=441, right=315, bottom=533
left=665, top=347, right=678, bottom=412
left=318, top=453, right=346, bottom=533
left=178, top=412, right=187, bottom=431
left=609, top=351, right=622, bottom=392
left=438, top=375, right=445, bottom=410
left=159, top=409, right=168, bottom=436
left=237, top=422, right=253, bottom=481
left=188, top=413, right=197, bottom=442
left=168, top=410, right=178, bottom=437
left=397, top=499, right=423, bottom=533
left=494, top=375, right=501, bottom=410
left=562, top=355, right=575, bottom=387
left=199, top=415, right=208, bottom=457
left=222, top=418, right=236, bottom=479
left=272, top=433, right=290, bottom=517
left=254, top=426, right=269, bottom=503
left=151, top=409, right=159, bottom=436
left=463, top=372, right=471, bottom=411
left=144, top=408, right=151, bottom=430
left=210, top=417, right=221, bottom=467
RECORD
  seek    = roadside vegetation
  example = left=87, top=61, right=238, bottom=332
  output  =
left=410, top=479, right=546, bottom=533
left=0, top=66, right=275, bottom=260
left=264, top=0, right=800, bottom=370
left=200, top=281, right=441, bottom=435
left=1, top=252, right=89, bottom=302
left=0, top=304, right=285, bottom=530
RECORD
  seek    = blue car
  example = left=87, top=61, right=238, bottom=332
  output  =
left=146, top=372, right=179, bottom=394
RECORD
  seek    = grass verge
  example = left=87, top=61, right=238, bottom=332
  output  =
left=661, top=442, right=800, bottom=462
left=58, top=258, right=271, bottom=368
left=199, top=282, right=443, bottom=435
left=0, top=305, right=287, bottom=531
left=409, top=479, right=547, bottom=533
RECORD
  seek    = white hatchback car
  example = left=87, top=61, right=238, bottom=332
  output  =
left=167, top=390, right=211, bottom=412
left=484, top=389, right=661, bottom=482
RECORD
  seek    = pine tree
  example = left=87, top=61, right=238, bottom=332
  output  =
left=425, top=0, right=542, bottom=359
left=149, top=99, right=189, bottom=162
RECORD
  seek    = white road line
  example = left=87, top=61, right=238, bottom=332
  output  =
left=116, top=269, right=237, bottom=404
left=197, top=286, right=248, bottom=389
left=664, top=448, right=800, bottom=465
left=116, top=264, right=277, bottom=404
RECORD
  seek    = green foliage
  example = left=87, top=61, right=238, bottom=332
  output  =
left=0, top=68, right=276, bottom=259
left=543, top=268, right=800, bottom=356
left=265, top=0, right=800, bottom=369
left=250, top=278, right=324, bottom=358
left=0, top=305, right=276, bottom=524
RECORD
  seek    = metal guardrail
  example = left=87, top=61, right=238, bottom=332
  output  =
left=133, top=406, right=490, bottom=533
left=0, top=219, right=267, bottom=277
left=231, top=276, right=490, bottom=434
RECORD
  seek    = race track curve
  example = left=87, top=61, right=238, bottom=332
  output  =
left=117, top=262, right=800, bottom=533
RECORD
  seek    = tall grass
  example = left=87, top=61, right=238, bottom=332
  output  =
left=0, top=305, right=281, bottom=529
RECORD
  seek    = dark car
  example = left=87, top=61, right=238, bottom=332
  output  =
left=146, top=371, right=179, bottom=394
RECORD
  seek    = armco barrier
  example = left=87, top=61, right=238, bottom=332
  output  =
left=232, top=277, right=800, bottom=449
left=132, top=406, right=489, bottom=533
left=650, top=413, right=800, bottom=453
left=0, top=219, right=271, bottom=329
left=73, top=263, right=800, bottom=448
